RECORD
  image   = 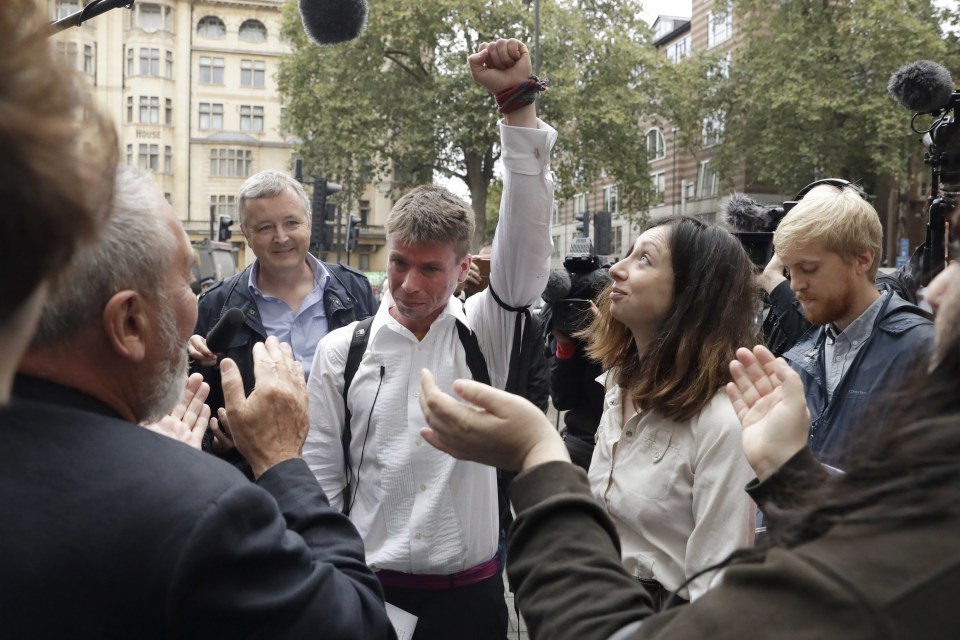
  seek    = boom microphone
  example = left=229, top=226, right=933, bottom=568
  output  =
left=542, top=268, right=572, bottom=303
left=724, top=192, right=780, bottom=232
left=888, top=60, right=955, bottom=114
left=297, top=0, right=368, bottom=45
left=205, top=308, right=245, bottom=354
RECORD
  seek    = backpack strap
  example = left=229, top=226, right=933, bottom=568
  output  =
left=341, top=316, right=374, bottom=516
left=454, top=319, right=491, bottom=385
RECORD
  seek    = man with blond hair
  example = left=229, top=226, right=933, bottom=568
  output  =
left=773, top=183, right=934, bottom=467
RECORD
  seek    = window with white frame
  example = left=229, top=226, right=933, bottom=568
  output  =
left=211, top=194, right=236, bottom=218
left=603, top=184, right=619, bottom=214
left=651, top=172, right=666, bottom=205
left=199, top=56, right=224, bottom=84
left=165, top=50, right=173, bottom=78
left=646, top=128, right=666, bottom=161
left=164, top=146, right=172, bottom=174
left=573, top=193, right=587, bottom=216
left=551, top=201, right=560, bottom=225
left=138, top=143, right=159, bottom=172
left=241, top=60, right=266, bottom=88
left=197, top=16, right=225, bottom=38
left=134, top=3, right=172, bottom=33
left=612, top=225, right=624, bottom=257
left=239, top=105, right=265, bottom=132
left=83, top=44, right=94, bottom=76
left=139, top=96, right=159, bottom=124
left=210, top=148, right=253, bottom=178
left=126, top=47, right=134, bottom=76
left=707, top=3, right=733, bottom=48
left=239, top=19, right=267, bottom=42
left=199, top=102, right=223, bottom=130
left=165, top=98, right=173, bottom=125
left=696, top=160, right=719, bottom=198
left=701, top=111, right=724, bottom=147
left=140, top=48, right=160, bottom=77
left=126, top=96, right=133, bottom=123
left=55, top=0, right=79, bottom=20
left=126, top=144, right=133, bottom=166
left=552, top=234, right=562, bottom=259
left=667, top=35, right=690, bottom=63
left=55, top=41, right=78, bottom=70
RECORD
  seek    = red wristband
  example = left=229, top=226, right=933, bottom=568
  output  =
left=555, top=340, right=576, bottom=359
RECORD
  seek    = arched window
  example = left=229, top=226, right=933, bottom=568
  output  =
left=239, top=19, right=267, bottom=43
left=645, top=128, right=666, bottom=161
left=197, top=16, right=225, bottom=39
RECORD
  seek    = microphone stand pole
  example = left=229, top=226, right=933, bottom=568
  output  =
left=50, top=0, right=135, bottom=34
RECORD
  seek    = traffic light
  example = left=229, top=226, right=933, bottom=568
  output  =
left=217, top=214, right=233, bottom=242
left=346, top=214, right=361, bottom=252
left=574, top=210, right=590, bottom=238
left=320, top=203, right=337, bottom=251
left=594, top=210, right=612, bottom=255
left=310, top=176, right=342, bottom=253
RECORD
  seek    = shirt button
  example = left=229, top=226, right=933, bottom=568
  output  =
left=415, top=439, right=422, bottom=446
left=415, top=532, right=422, bottom=540
left=419, top=484, right=427, bottom=492
left=852, top=340, right=859, bottom=346
left=414, top=391, right=421, bottom=398
left=835, top=355, right=842, bottom=362
left=653, top=449, right=661, bottom=456
left=625, top=431, right=633, bottom=437
left=534, top=148, right=541, bottom=158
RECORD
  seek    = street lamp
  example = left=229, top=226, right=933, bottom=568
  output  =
left=521, top=0, right=541, bottom=77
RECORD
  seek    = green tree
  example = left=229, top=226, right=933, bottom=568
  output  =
left=696, top=0, right=949, bottom=196
left=277, top=0, right=657, bottom=249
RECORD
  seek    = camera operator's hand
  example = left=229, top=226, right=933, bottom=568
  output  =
left=758, top=253, right=787, bottom=294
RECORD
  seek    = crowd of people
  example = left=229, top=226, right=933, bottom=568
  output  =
left=2, top=0, right=959, bottom=637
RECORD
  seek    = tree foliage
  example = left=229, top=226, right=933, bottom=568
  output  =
left=277, top=0, right=657, bottom=248
left=682, top=0, right=951, bottom=195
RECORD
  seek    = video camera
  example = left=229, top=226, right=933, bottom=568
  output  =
left=542, top=237, right=611, bottom=333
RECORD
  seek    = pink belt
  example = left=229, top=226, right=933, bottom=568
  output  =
left=375, top=556, right=500, bottom=590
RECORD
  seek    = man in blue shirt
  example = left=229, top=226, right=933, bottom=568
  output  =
left=189, top=171, right=377, bottom=474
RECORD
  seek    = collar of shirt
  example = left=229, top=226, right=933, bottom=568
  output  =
left=246, top=252, right=330, bottom=298
left=370, top=288, right=467, bottom=345
left=825, top=289, right=888, bottom=347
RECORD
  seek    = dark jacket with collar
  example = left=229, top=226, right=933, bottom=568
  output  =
left=783, top=287, right=934, bottom=467
left=3, top=375, right=393, bottom=639
left=193, top=261, right=377, bottom=474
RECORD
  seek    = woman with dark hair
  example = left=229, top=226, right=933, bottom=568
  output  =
left=579, top=216, right=759, bottom=606
left=415, top=218, right=960, bottom=637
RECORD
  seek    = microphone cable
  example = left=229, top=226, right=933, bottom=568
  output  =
left=347, top=364, right=384, bottom=515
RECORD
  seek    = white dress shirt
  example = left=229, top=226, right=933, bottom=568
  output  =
left=304, top=119, right=557, bottom=574
left=588, top=378, right=756, bottom=601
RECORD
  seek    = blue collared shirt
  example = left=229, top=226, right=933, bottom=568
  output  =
left=247, top=253, right=329, bottom=380
left=823, top=290, right=887, bottom=400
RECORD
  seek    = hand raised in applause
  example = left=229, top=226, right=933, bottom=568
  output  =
left=144, top=372, right=210, bottom=450
left=726, top=345, right=810, bottom=481
left=220, top=336, right=308, bottom=478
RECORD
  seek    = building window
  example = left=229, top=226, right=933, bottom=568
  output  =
left=240, top=59, right=266, bottom=88
left=552, top=234, right=562, bottom=259
left=603, top=184, right=619, bottom=214
left=55, top=0, right=79, bottom=21
left=707, top=4, right=733, bottom=48
left=126, top=95, right=133, bottom=122
left=239, top=105, right=264, bottom=133
left=573, top=193, right=587, bottom=217
left=199, top=56, right=225, bottom=84
left=165, top=50, right=173, bottom=78
left=126, top=47, right=133, bottom=76
left=134, top=3, right=172, bottom=33
left=696, top=160, right=719, bottom=199
left=211, top=194, right=236, bottom=218
left=197, top=15, right=226, bottom=38
left=139, top=96, right=159, bottom=124
left=139, top=143, right=159, bottom=172
left=551, top=201, right=560, bottom=225
left=164, top=145, right=173, bottom=174
left=651, top=172, right=666, bottom=205
left=701, top=111, right=724, bottom=147
left=359, top=199, right=371, bottom=226
left=126, top=144, right=133, bottom=166
left=667, top=35, right=690, bottom=63
left=140, top=48, right=160, bottom=77
left=55, top=41, right=79, bottom=70
left=359, top=254, right=370, bottom=270
left=645, top=128, right=666, bottom=161
left=83, top=44, right=95, bottom=75
left=165, top=98, right=173, bottom=125
left=199, top=103, right=223, bottom=130
left=239, top=19, right=267, bottom=42
left=210, top=148, right=253, bottom=178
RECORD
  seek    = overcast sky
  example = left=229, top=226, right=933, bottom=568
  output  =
left=640, top=0, right=693, bottom=25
